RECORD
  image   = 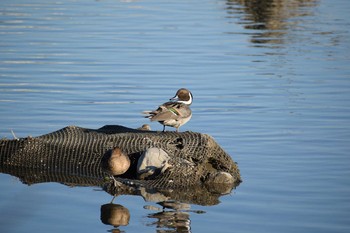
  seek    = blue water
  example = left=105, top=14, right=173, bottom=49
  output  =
left=1, top=0, right=350, bottom=232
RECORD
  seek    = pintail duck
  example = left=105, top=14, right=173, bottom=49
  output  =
left=137, top=124, right=151, bottom=131
left=104, top=147, right=130, bottom=176
left=101, top=147, right=131, bottom=187
left=143, top=88, right=193, bottom=132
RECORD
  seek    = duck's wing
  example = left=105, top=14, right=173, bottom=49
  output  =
left=147, top=102, right=182, bottom=122
left=177, top=104, right=192, bottom=118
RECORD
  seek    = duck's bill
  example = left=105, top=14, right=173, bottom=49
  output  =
left=170, top=96, right=179, bottom=101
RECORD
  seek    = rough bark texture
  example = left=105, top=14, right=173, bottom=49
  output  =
left=0, top=125, right=241, bottom=190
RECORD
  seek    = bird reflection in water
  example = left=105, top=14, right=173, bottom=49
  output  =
left=100, top=196, right=206, bottom=233
left=225, top=0, right=318, bottom=45
left=144, top=200, right=206, bottom=233
left=100, top=202, right=130, bottom=233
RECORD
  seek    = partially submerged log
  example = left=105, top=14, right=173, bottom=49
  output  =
left=0, top=125, right=241, bottom=205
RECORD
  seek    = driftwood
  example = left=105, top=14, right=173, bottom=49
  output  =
left=0, top=125, right=241, bottom=205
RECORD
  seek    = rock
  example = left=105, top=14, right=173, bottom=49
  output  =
left=204, top=172, right=235, bottom=194
left=206, top=172, right=235, bottom=184
left=137, top=147, right=170, bottom=178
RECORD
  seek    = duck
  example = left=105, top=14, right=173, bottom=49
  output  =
left=104, top=147, right=130, bottom=176
left=137, top=124, right=151, bottom=131
left=101, top=147, right=130, bottom=186
left=143, top=88, right=193, bottom=132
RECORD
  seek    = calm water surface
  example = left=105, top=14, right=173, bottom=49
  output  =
left=1, top=0, right=350, bottom=232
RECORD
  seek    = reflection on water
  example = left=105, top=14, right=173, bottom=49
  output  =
left=0, top=164, right=233, bottom=232
left=101, top=199, right=204, bottom=233
left=226, top=0, right=318, bottom=45
left=101, top=203, right=130, bottom=230
left=145, top=202, right=192, bottom=233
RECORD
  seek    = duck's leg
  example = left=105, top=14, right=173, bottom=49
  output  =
left=110, top=175, right=122, bottom=188
left=110, top=195, right=117, bottom=203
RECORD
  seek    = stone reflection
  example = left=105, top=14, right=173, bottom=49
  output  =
left=144, top=200, right=205, bottom=233
left=102, top=181, right=230, bottom=232
left=226, top=0, right=318, bottom=45
left=0, top=166, right=235, bottom=232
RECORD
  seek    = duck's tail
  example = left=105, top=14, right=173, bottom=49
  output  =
left=142, top=111, right=154, bottom=119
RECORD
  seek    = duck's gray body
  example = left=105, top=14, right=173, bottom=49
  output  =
left=0, top=125, right=241, bottom=190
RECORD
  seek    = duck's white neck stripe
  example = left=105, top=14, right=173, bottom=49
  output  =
left=177, top=93, right=192, bottom=105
